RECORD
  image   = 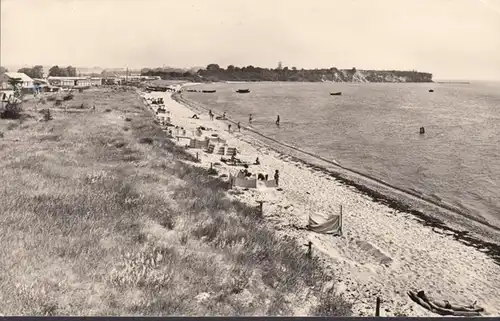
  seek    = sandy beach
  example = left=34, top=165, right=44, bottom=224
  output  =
left=141, top=86, right=500, bottom=317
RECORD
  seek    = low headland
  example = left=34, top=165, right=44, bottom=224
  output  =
left=140, top=65, right=433, bottom=83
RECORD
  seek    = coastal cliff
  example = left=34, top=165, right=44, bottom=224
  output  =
left=141, top=65, right=433, bottom=83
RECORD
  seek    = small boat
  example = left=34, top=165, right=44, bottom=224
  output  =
left=202, top=90, right=216, bottom=93
left=429, top=89, right=434, bottom=92
left=330, top=92, right=342, bottom=96
left=236, top=89, right=250, bottom=94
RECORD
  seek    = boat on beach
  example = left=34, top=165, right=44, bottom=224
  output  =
left=236, top=89, right=250, bottom=93
left=330, top=92, right=342, bottom=96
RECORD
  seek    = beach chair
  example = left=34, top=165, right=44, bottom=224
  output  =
left=226, top=147, right=237, bottom=156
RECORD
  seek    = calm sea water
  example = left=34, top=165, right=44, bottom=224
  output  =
left=183, top=81, right=500, bottom=228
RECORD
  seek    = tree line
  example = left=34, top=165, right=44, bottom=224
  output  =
left=141, top=64, right=433, bottom=83
left=0, top=65, right=78, bottom=79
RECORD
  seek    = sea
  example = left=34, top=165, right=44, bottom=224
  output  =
left=181, top=81, right=500, bottom=230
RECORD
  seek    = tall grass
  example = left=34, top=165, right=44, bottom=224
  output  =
left=0, top=88, right=352, bottom=316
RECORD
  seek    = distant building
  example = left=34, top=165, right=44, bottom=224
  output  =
left=33, top=78, right=60, bottom=93
left=47, top=76, right=91, bottom=88
left=90, top=77, right=103, bottom=86
left=0, top=72, right=34, bottom=92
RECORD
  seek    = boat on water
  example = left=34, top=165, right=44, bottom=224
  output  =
left=202, top=90, right=216, bottom=93
left=330, top=92, right=342, bottom=96
left=429, top=89, right=434, bottom=92
left=236, top=89, right=250, bottom=93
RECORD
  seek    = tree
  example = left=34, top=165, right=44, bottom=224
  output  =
left=32, top=65, right=44, bottom=78
left=66, top=66, right=77, bottom=77
left=17, top=68, right=33, bottom=77
left=48, top=65, right=76, bottom=77
left=206, top=64, right=220, bottom=71
left=49, top=65, right=61, bottom=77
left=17, top=65, right=43, bottom=78
left=8, top=78, right=23, bottom=92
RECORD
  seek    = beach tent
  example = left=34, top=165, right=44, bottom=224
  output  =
left=308, top=211, right=342, bottom=235
left=229, top=173, right=257, bottom=189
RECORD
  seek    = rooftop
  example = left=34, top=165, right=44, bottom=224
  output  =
left=47, top=76, right=89, bottom=80
left=2, top=72, right=34, bottom=82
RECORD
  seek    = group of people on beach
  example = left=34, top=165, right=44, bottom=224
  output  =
left=204, top=109, right=281, bottom=186
left=208, top=110, right=281, bottom=131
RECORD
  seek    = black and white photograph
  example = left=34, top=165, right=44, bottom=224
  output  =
left=0, top=0, right=499, bottom=317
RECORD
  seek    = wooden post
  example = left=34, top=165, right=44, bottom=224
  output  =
left=375, top=297, right=381, bottom=316
left=257, top=201, right=264, bottom=217
left=304, top=241, right=312, bottom=259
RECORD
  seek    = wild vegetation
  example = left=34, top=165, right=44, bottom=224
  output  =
left=0, top=88, right=352, bottom=316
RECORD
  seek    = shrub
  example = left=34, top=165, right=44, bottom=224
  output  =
left=207, top=168, right=218, bottom=176
left=1, top=102, right=23, bottom=119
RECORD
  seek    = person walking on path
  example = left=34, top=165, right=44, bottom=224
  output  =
left=249, top=113, right=253, bottom=124
left=209, top=109, right=214, bottom=120
left=237, top=121, right=241, bottom=132
left=274, top=169, right=280, bottom=186
left=228, top=124, right=232, bottom=133
left=276, top=115, right=280, bottom=127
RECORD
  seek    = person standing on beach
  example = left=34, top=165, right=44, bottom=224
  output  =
left=237, top=122, right=241, bottom=132
left=274, top=170, right=280, bottom=186
left=228, top=124, right=232, bottom=133
left=209, top=109, right=214, bottom=120
left=249, top=114, right=253, bottom=124
left=276, top=115, right=280, bottom=127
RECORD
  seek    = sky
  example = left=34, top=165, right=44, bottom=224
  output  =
left=1, top=0, right=500, bottom=80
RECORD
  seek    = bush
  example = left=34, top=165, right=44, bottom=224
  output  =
left=139, top=137, right=154, bottom=145
left=207, top=168, right=218, bottom=176
left=40, top=109, right=53, bottom=121
left=1, top=102, right=23, bottom=119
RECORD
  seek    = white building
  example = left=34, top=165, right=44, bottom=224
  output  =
left=0, top=72, right=34, bottom=91
left=89, top=77, right=103, bottom=86
left=47, top=76, right=91, bottom=88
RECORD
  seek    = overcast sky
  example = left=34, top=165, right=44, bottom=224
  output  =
left=1, top=0, right=500, bottom=80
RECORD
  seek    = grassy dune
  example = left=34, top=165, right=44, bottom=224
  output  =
left=0, top=88, right=352, bottom=316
